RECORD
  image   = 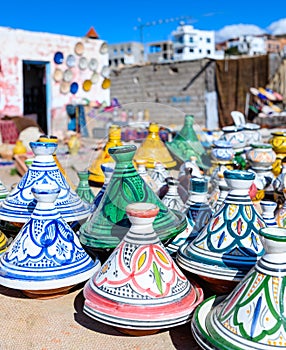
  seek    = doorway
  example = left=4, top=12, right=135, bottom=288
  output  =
left=23, top=61, right=50, bottom=134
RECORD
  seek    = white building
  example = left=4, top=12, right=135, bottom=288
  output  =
left=108, top=42, right=144, bottom=67
left=172, top=23, right=215, bottom=61
left=227, top=35, right=266, bottom=56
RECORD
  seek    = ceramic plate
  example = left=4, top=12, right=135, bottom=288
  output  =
left=63, top=69, right=73, bottom=82
left=83, top=79, right=92, bottom=92
left=89, top=58, right=98, bottom=71
left=79, top=57, right=88, bottom=70
left=74, top=41, right=85, bottom=55
left=54, top=51, right=64, bottom=64
left=100, top=42, right=108, bottom=54
left=60, top=81, right=70, bottom=94
left=102, top=78, right=111, bottom=89
left=91, top=72, right=99, bottom=84
left=101, top=66, right=110, bottom=78
left=70, top=82, right=79, bottom=94
left=53, top=68, right=63, bottom=82
left=66, top=54, right=76, bottom=68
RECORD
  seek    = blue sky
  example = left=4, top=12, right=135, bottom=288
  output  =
left=1, top=0, right=285, bottom=43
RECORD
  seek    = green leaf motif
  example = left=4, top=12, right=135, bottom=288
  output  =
left=153, top=261, right=163, bottom=295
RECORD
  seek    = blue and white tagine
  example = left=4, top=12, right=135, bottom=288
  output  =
left=0, top=141, right=91, bottom=223
left=0, top=182, right=100, bottom=297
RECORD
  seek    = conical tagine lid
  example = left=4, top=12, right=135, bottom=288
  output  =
left=177, top=170, right=266, bottom=284
left=0, top=142, right=91, bottom=223
left=166, top=115, right=209, bottom=169
left=0, top=182, right=100, bottom=291
left=134, top=123, right=176, bottom=169
left=79, top=145, right=188, bottom=251
left=192, top=226, right=286, bottom=350
left=83, top=202, right=203, bottom=332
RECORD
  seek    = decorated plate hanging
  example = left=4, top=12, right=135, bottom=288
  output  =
left=70, top=82, right=79, bottom=94
left=79, top=57, right=88, bottom=70
left=74, top=41, right=85, bottom=56
left=66, top=54, right=76, bottom=68
left=53, top=68, right=63, bottom=82
left=54, top=51, right=64, bottom=64
left=83, top=79, right=92, bottom=92
left=89, top=58, right=98, bottom=71
left=60, top=81, right=70, bottom=94
left=63, top=69, right=73, bottom=82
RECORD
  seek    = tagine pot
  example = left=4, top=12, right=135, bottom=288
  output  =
left=177, top=169, right=266, bottom=294
left=0, top=183, right=101, bottom=299
left=134, top=122, right=176, bottom=169
left=75, top=170, right=95, bottom=205
left=246, top=143, right=276, bottom=170
left=166, top=114, right=209, bottom=169
left=92, top=163, right=115, bottom=211
left=192, top=226, right=286, bottom=350
left=83, top=202, right=203, bottom=335
left=211, top=140, right=234, bottom=163
left=0, top=141, right=91, bottom=224
left=79, top=145, right=189, bottom=260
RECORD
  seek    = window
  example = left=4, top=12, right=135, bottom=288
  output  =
left=189, top=48, right=194, bottom=52
left=206, top=38, right=211, bottom=43
left=120, top=48, right=124, bottom=54
left=206, top=49, right=211, bottom=54
left=175, top=36, right=184, bottom=44
left=113, top=49, right=117, bottom=55
left=176, top=48, right=183, bottom=54
left=189, top=37, right=194, bottom=43
left=127, top=47, right=131, bottom=53
left=199, top=49, right=202, bottom=53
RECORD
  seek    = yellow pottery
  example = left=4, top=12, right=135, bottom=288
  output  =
left=13, top=140, right=27, bottom=155
left=134, top=122, right=176, bottom=169
left=67, top=134, right=81, bottom=155
left=269, top=132, right=286, bottom=176
left=89, top=125, right=123, bottom=185
left=0, top=230, right=9, bottom=254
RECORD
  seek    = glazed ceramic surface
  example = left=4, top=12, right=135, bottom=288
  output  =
left=92, top=163, right=114, bottom=210
left=75, top=170, right=95, bottom=204
left=83, top=202, right=203, bottom=331
left=162, top=178, right=184, bottom=211
left=0, top=183, right=100, bottom=290
left=192, top=226, right=286, bottom=350
left=246, top=143, right=276, bottom=170
left=0, top=142, right=90, bottom=223
left=260, top=200, right=277, bottom=227
left=79, top=145, right=188, bottom=251
left=177, top=170, right=266, bottom=285
left=242, top=123, right=261, bottom=146
left=89, top=125, right=123, bottom=185
left=0, top=229, right=9, bottom=255
left=269, top=131, right=286, bottom=154
left=0, top=178, right=9, bottom=201
left=166, top=115, right=208, bottom=169
left=150, top=161, right=170, bottom=191
left=134, top=123, right=176, bottom=169
left=136, top=159, right=159, bottom=193
left=220, top=126, right=246, bottom=152
left=211, top=140, right=234, bottom=163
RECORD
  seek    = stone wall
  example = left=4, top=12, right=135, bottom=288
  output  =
left=110, top=59, right=213, bottom=129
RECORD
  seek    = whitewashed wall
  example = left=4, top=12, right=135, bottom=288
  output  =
left=0, top=26, right=110, bottom=134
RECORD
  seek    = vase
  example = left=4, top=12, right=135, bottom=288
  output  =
left=246, top=143, right=276, bottom=170
left=177, top=169, right=266, bottom=294
left=135, top=159, right=159, bottom=193
left=89, top=125, right=123, bottom=186
left=92, top=163, right=115, bottom=211
left=0, top=183, right=100, bottom=299
left=67, top=133, right=81, bottom=155
left=242, top=122, right=261, bottom=146
left=166, top=115, right=209, bottom=169
left=220, top=125, right=246, bottom=152
left=211, top=140, right=234, bottom=163
left=260, top=200, right=277, bottom=227
left=83, top=202, right=203, bottom=335
left=79, top=145, right=189, bottom=259
left=162, top=177, right=184, bottom=211
left=269, top=131, right=286, bottom=176
left=134, top=122, right=176, bottom=169
left=192, top=226, right=286, bottom=350
left=75, top=170, right=95, bottom=205
left=273, top=158, right=286, bottom=205
left=0, top=141, right=91, bottom=223
left=13, top=139, right=27, bottom=155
